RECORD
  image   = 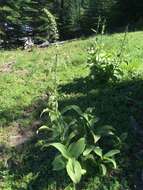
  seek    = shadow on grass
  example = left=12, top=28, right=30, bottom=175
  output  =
left=0, top=132, right=69, bottom=189
left=59, top=76, right=143, bottom=189
left=0, top=94, right=49, bottom=128
left=1, top=76, right=143, bottom=189
left=59, top=76, right=143, bottom=130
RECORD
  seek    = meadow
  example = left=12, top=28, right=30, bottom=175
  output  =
left=0, top=31, right=143, bottom=190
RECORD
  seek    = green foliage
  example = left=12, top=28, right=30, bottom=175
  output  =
left=47, top=138, right=86, bottom=184
left=1, top=0, right=143, bottom=46
left=81, top=0, right=111, bottom=33
left=37, top=50, right=120, bottom=187
left=21, top=1, right=59, bottom=43
left=1, top=0, right=143, bottom=47
left=58, top=0, right=82, bottom=38
left=0, top=0, right=59, bottom=47
left=0, top=170, right=35, bottom=190
left=0, top=1, right=22, bottom=47
left=87, top=32, right=128, bottom=84
left=38, top=97, right=120, bottom=186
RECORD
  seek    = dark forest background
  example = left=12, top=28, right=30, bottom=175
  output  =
left=0, top=0, right=143, bottom=47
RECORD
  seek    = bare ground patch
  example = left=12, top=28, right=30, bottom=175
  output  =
left=0, top=61, right=16, bottom=73
left=0, top=120, right=41, bottom=149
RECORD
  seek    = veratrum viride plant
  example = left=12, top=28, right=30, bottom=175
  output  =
left=43, top=8, right=59, bottom=42
left=87, top=32, right=128, bottom=84
left=38, top=102, right=120, bottom=189
left=37, top=51, right=120, bottom=190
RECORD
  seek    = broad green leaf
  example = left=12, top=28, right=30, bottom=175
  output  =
left=66, top=158, right=83, bottom=184
left=95, top=125, right=114, bottom=136
left=83, top=146, right=94, bottom=156
left=101, top=164, right=107, bottom=176
left=62, top=105, right=83, bottom=116
left=37, top=125, right=53, bottom=134
left=66, top=131, right=77, bottom=146
left=94, top=147, right=103, bottom=158
left=85, top=107, right=94, bottom=113
left=52, top=155, right=66, bottom=171
left=68, top=138, right=86, bottom=159
left=89, top=117, right=100, bottom=127
left=64, top=184, right=73, bottom=190
left=68, top=119, right=77, bottom=127
left=104, top=149, right=120, bottom=158
left=81, top=169, right=86, bottom=175
left=68, top=131, right=77, bottom=141
left=91, top=131, right=101, bottom=144
left=83, top=113, right=90, bottom=122
left=40, top=108, right=49, bottom=117
left=49, top=143, right=70, bottom=159
left=104, top=157, right=117, bottom=169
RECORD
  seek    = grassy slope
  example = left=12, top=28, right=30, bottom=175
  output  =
left=0, top=31, right=143, bottom=189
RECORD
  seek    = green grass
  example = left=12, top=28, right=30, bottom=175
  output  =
left=0, top=31, right=143, bottom=189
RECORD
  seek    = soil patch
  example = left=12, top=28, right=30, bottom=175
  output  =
left=0, top=61, right=16, bottom=73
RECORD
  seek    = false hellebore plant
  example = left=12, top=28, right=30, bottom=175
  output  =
left=38, top=94, right=120, bottom=189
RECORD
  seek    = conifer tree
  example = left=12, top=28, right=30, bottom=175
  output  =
left=20, top=0, right=59, bottom=43
left=0, top=0, right=23, bottom=47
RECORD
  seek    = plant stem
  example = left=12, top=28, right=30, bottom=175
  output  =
left=73, top=183, right=76, bottom=190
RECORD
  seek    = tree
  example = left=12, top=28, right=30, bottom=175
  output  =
left=80, top=0, right=119, bottom=34
left=117, top=0, right=143, bottom=28
left=0, top=0, right=21, bottom=47
left=58, top=0, right=83, bottom=39
left=20, top=0, right=59, bottom=43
